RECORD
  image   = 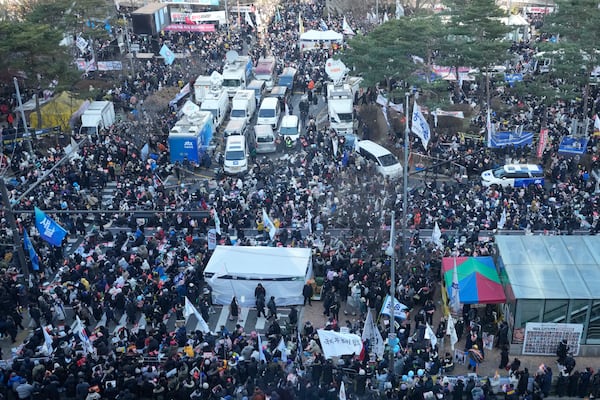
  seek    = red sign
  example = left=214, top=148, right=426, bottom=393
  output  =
left=163, top=24, right=215, bottom=32
left=537, top=128, right=548, bottom=158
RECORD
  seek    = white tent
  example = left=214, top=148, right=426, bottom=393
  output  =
left=204, top=246, right=313, bottom=307
left=299, top=30, right=344, bottom=51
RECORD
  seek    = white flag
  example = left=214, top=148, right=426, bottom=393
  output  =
left=258, top=333, right=267, bottom=362
left=486, top=108, right=494, bottom=148
left=339, top=381, right=347, bottom=400
left=307, top=208, right=313, bottom=234
left=450, top=256, right=461, bottom=314
left=431, top=221, right=442, bottom=249
left=184, top=297, right=210, bottom=333
left=425, top=322, right=438, bottom=348
left=396, top=0, right=404, bottom=18
left=213, top=210, right=221, bottom=235
left=446, top=316, right=458, bottom=350
left=379, top=295, right=408, bottom=320
left=342, top=16, right=355, bottom=35
left=594, top=114, right=600, bottom=133
left=262, top=209, right=277, bottom=240
left=276, top=337, right=287, bottom=362
left=42, top=325, right=54, bottom=356
left=132, top=313, right=147, bottom=334
left=498, top=208, right=507, bottom=230
left=361, top=309, right=384, bottom=358
left=74, top=316, right=95, bottom=355
left=245, top=11, right=254, bottom=27
left=411, top=101, right=431, bottom=149
left=383, top=12, right=389, bottom=22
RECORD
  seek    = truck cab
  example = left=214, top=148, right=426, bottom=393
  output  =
left=222, top=55, right=253, bottom=97
left=327, top=83, right=354, bottom=135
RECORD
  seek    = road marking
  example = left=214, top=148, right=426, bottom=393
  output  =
left=239, top=307, right=250, bottom=323
left=215, top=307, right=229, bottom=331
left=256, top=316, right=267, bottom=330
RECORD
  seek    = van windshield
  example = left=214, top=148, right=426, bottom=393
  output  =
left=280, top=126, right=298, bottom=135
left=257, top=136, right=274, bottom=143
left=337, top=112, right=353, bottom=122
left=222, top=79, right=241, bottom=87
left=259, top=109, right=275, bottom=118
left=378, top=153, right=399, bottom=167
left=226, top=150, right=245, bottom=160
left=231, top=109, right=246, bottom=118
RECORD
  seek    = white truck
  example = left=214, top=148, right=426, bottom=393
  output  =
left=79, top=101, right=116, bottom=136
left=327, top=83, right=355, bottom=136
left=230, top=90, right=256, bottom=124
left=201, top=87, right=229, bottom=131
left=222, top=53, right=253, bottom=97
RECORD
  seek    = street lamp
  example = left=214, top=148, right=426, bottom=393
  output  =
left=385, top=211, right=396, bottom=372
left=403, top=92, right=410, bottom=256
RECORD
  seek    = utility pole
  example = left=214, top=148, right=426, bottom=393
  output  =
left=385, top=211, right=396, bottom=373
left=0, top=179, right=29, bottom=281
left=403, top=92, right=410, bottom=256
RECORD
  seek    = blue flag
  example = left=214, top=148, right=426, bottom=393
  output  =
left=159, top=44, right=176, bottom=65
left=23, top=230, right=40, bottom=271
left=319, top=19, right=328, bottom=31
left=34, top=207, right=67, bottom=247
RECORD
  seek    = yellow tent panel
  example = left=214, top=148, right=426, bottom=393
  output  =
left=29, top=92, right=84, bottom=131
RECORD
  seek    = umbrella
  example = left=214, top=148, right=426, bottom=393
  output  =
left=442, top=256, right=506, bottom=304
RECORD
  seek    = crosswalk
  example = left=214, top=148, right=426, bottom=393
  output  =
left=202, top=305, right=298, bottom=335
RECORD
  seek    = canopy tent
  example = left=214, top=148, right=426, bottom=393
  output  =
left=299, top=30, right=343, bottom=51
left=442, top=256, right=506, bottom=304
left=203, top=246, right=313, bottom=307
left=29, top=92, right=84, bottom=131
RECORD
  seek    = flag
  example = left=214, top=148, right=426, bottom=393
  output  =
left=594, top=114, right=600, bottom=134
left=447, top=316, right=458, bottom=350
left=184, top=297, right=210, bottom=333
left=262, top=209, right=277, bottom=240
left=342, top=16, right=355, bottom=35
left=34, top=207, right=67, bottom=247
left=431, top=221, right=442, bottom=249
left=132, top=313, right=147, bottom=334
left=361, top=309, right=384, bottom=358
left=411, top=101, right=431, bottom=149
left=276, top=337, right=287, bottom=362
left=379, top=295, right=408, bottom=320
left=498, top=208, right=507, bottom=230
left=159, top=44, right=176, bottom=65
left=258, top=333, right=267, bottom=362
left=319, top=19, right=328, bottom=31
left=23, top=229, right=40, bottom=271
left=383, top=12, right=389, bottom=22
left=141, top=143, right=149, bottom=161
left=396, top=0, right=405, bottom=18
left=275, top=8, right=282, bottom=23
left=425, top=322, right=438, bottom=348
left=74, top=316, right=95, bottom=355
left=450, top=256, right=461, bottom=314
left=317, top=329, right=363, bottom=359
left=307, top=208, right=313, bottom=234
left=213, top=210, right=221, bottom=235
left=245, top=11, right=254, bottom=28
left=43, top=325, right=54, bottom=356
left=339, top=381, right=347, bottom=400
left=298, top=12, right=304, bottom=34
left=486, top=108, right=494, bottom=148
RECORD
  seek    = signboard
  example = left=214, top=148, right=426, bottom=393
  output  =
left=522, top=323, right=583, bottom=356
left=76, top=36, right=89, bottom=52
left=97, top=61, right=123, bottom=71
left=505, top=73, right=523, bottom=86
left=230, top=4, right=255, bottom=13
left=75, top=58, right=96, bottom=72
left=163, top=23, right=215, bottom=32
left=170, top=10, right=226, bottom=25
left=525, top=6, right=554, bottom=14
left=325, top=58, right=346, bottom=83
left=537, top=128, right=548, bottom=158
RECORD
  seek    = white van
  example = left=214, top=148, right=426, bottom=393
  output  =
left=254, top=125, right=277, bottom=154
left=247, top=80, right=266, bottom=106
left=279, top=115, right=301, bottom=146
left=481, top=164, right=544, bottom=188
left=200, top=88, right=229, bottom=131
left=223, top=135, right=249, bottom=175
left=223, top=119, right=247, bottom=138
left=357, top=140, right=402, bottom=179
left=257, top=97, right=281, bottom=129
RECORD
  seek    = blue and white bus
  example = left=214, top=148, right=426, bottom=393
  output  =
left=481, top=164, right=544, bottom=188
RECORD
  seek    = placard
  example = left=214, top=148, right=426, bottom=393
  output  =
left=522, top=322, right=583, bottom=356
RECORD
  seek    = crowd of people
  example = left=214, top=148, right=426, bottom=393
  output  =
left=0, top=0, right=599, bottom=399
